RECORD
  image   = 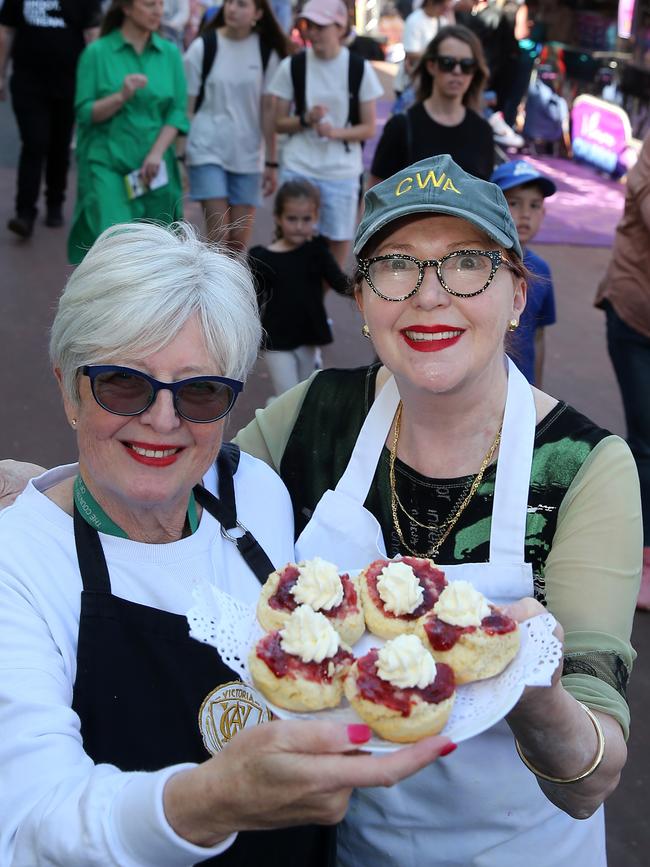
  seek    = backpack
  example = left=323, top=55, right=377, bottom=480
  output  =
left=195, top=30, right=273, bottom=113
left=289, top=49, right=365, bottom=146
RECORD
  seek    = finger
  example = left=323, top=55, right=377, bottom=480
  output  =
left=501, top=597, right=545, bottom=622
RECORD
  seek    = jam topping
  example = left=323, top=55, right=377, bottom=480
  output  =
left=355, top=649, right=455, bottom=716
left=424, top=607, right=517, bottom=651
left=256, top=631, right=353, bottom=683
left=268, top=565, right=358, bottom=618
left=366, top=557, right=447, bottom=620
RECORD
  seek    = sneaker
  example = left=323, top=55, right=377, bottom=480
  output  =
left=7, top=214, right=35, bottom=239
left=488, top=112, right=525, bottom=149
left=638, top=547, right=650, bottom=611
left=45, top=206, right=64, bottom=228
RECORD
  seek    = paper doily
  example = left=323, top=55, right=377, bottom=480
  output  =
left=187, top=582, right=563, bottom=751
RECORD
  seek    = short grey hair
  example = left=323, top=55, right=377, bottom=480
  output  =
left=50, top=221, right=262, bottom=403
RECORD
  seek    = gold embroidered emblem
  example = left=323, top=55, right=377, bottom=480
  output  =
left=395, top=171, right=462, bottom=197
left=198, top=681, right=273, bottom=754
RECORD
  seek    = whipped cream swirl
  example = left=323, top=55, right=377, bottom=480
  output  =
left=376, top=634, right=437, bottom=689
left=433, top=580, right=491, bottom=627
left=376, top=561, right=423, bottom=615
left=280, top=605, right=341, bottom=663
left=291, top=557, right=344, bottom=611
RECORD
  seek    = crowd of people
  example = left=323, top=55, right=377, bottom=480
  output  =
left=0, top=0, right=648, bottom=864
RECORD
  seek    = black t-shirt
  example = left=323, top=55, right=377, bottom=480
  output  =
left=248, top=236, right=350, bottom=351
left=0, top=0, right=101, bottom=78
left=370, top=103, right=495, bottom=181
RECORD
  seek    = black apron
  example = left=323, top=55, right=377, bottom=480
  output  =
left=71, top=445, right=335, bottom=867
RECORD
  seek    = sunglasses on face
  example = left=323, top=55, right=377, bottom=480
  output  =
left=435, top=55, right=477, bottom=74
left=81, top=365, right=243, bottom=423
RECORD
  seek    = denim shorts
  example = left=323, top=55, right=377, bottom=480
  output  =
left=188, top=163, right=261, bottom=206
left=279, top=169, right=360, bottom=241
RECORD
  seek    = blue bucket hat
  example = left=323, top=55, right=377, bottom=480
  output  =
left=354, top=154, right=523, bottom=260
left=490, top=160, right=557, bottom=197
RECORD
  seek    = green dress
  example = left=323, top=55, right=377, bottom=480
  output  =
left=68, top=29, right=189, bottom=264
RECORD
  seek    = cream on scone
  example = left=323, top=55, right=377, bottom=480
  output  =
left=249, top=604, right=354, bottom=712
left=257, top=558, right=365, bottom=645
left=416, top=581, right=520, bottom=684
left=360, top=557, right=447, bottom=639
left=344, top=634, right=456, bottom=743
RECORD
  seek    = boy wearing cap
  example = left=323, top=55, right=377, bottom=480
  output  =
left=491, top=159, right=557, bottom=386
left=266, top=0, right=383, bottom=266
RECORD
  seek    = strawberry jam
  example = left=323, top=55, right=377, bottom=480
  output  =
left=268, top=564, right=359, bottom=618
left=256, top=631, right=354, bottom=683
left=423, top=607, right=517, bottom=651
left=355, top=649, right=455, bottom=716
left=366, top=557, right=447, bottom=620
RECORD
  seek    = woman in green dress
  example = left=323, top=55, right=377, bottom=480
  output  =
left=68, top=0, right=189, bottom=263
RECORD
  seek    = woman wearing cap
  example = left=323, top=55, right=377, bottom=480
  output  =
left=0, top=221, right=453, bottom=866
left=370, top=25, right=494, bottom=184
left=234, top=154, right=640, bottom=864
left=266, top=0, right=383, bottom=266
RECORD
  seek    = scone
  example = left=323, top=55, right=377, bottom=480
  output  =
left=360, top=557, right=447, bottom=639
left=249, top=605, right=354, bottom=712
left=344, top=634, right=456, bottom=743
left=416, top=581, right=520, bottom=684
left=257, top=557, right=365, bottom=645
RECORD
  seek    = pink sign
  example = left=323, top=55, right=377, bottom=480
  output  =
left=571, top=95, right=633, bottom=175
left=618, top=0, right=635, bottom=39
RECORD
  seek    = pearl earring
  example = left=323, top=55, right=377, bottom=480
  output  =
left=362, top=324, right=371, bottom=339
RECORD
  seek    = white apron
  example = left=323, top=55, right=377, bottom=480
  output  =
left=295, top=359, right=606, bottom=867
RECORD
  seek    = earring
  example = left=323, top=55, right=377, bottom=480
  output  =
left=362, top=324, right=371, bottom=339
left=70, top=418, right=77, bottom=428
left=508, top=319, right=519, bottom=332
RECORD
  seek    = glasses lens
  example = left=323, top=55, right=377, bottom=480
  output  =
left=441, top=252, right=493, bottom=295
left=176, top=380, right=235, bottom=422
left=367, top=257, right=420, bottom=299
left=93, top=370, right=153, bottom=414
left=459, top=58, right=477, bottom=73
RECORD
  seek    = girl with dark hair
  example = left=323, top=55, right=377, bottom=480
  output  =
left=67, top=0, right=188, bottom=263
left=370, top=24, right=495, bottom=183
left=248, top=179, right=350, bottom=396
left=183, top=0, right=290, bottom=251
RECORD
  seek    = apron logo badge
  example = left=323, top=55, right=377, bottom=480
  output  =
left=198, top=681, right=272, bottom=754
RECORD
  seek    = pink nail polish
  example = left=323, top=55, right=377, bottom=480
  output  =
left=440, top=742, right=457, bottom=757
left=348, top=724, right=372, bottom=744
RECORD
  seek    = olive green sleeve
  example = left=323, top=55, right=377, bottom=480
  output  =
left=544, top=436, right=643, bottom=738
left=231, top=374, right=318, bottom=471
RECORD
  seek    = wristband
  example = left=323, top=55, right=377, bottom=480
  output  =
left=514, top=703, right=605, bottom=784
left=176, top=154, right=186, bottom=163
left=265, top=161, right=279, bottom=168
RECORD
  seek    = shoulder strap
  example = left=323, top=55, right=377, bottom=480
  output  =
left=260, top=38, right=272, bottom=73
left=195, top=30, right=217, bottom=114
left=193, top=444, right=276, bottom=585
left=405, top=108, right=413, bottom=165
left=290, top=51, right=307, bottom=117
left=347, top=51, right=365, bottom=127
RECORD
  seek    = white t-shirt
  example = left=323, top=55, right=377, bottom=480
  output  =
left=266, top=47, right=383, bottom=181
left=184, top=31, right=280, bottom=173
left=0, top=456, right=295, bottom=866
left=395, top=9, right=450, bottom=93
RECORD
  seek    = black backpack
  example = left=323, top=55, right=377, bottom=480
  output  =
left=195, top=30, right=273, bottom=113
left=289, top=49, right=365, bottom=149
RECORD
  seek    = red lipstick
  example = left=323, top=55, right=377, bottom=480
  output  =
left=123, top=441, right=183, bottom=467
left=400, top=325, right=465, bottom=353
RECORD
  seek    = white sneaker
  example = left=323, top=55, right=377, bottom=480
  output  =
left=488, top=112, right=524, bottom=149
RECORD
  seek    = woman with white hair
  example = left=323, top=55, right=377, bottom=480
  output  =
left=0, top=221, right=452, bottom=866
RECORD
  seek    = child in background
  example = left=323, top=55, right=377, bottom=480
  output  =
left=491, top=160, right=557, bottom=386
left=248, top=179, right=350, bottom=397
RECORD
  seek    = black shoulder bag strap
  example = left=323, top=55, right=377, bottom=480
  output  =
left=290, top=50, right=307, bottom=120
left=347, top=51, right=364, bottom=127
left=195, top=29, right=217, bottom=114
left=193, top=444, right=276, bottom=585
left=260, top=38, right=272, bottom=74
left=404, top=108, right=413, bottom=165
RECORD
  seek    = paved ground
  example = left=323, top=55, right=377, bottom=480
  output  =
left=0, top=96, right=648, bottom=865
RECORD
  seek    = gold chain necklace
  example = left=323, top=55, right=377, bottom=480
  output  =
left=389, top=403, right=502, bottom=560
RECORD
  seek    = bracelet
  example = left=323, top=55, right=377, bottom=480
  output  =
left=299, top=111, right=310, bottom=129
left=176, top=154, right=186, bottom=163
left=514, top=703, right=605, bottom=784
left=265, top=161, right=279, bottom=168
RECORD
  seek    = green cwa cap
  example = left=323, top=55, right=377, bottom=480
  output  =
left=354, top=154, right=523, bottom=260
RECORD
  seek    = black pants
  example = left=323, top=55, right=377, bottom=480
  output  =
left=10, top=69, right=76, bottom=218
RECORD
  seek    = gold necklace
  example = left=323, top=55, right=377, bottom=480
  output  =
left=389, top=403, right=502, bottom=560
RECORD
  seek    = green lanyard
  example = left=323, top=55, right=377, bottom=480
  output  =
left=73, top=475, right=199, bottom=539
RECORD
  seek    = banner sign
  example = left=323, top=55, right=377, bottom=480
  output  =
left=571, top=94, right=633, bottom=175
left=618, top=0, right=636, bottom=39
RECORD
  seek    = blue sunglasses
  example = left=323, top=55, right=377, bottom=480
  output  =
left=82, top=365, right=243, bottom=423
